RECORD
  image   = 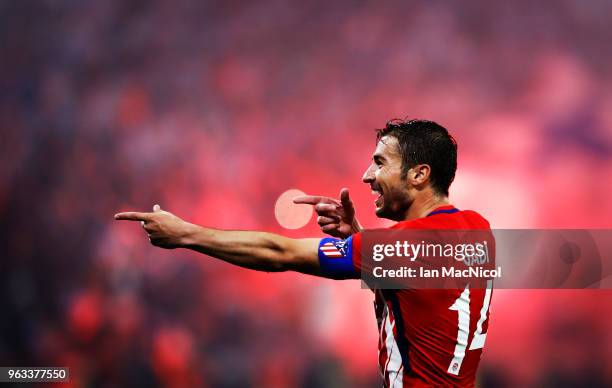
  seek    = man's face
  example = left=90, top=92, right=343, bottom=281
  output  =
left=362, top=136, right=412, bottom=221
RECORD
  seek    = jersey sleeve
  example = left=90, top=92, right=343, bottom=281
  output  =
left=317, top=233, right=362, bottom=279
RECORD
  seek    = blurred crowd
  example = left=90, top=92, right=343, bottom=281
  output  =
left=1, top=0, right=612, bottom=387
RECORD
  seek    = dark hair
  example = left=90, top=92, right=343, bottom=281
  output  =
left=376, top=119, right=457, bottom=196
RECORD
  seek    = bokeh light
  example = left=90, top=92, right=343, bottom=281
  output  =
left=274, top=189, right=313, bottom=229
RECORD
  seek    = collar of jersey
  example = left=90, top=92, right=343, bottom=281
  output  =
left=426, top=205, right=459, bottom=217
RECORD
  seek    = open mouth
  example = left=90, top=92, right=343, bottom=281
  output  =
left=371, top=187, right=383, bottom=206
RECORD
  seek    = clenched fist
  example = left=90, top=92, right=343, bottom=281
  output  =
left=114, top=204, right=194, bottom=248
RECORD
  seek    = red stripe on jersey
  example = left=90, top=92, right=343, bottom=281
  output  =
left=355, top=206, right=493, bottom=387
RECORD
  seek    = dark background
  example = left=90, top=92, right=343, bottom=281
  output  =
left=2, top=1, right=612, bottom=386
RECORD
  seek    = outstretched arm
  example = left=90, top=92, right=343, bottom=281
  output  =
left=115, top=205, right=323, bottom=276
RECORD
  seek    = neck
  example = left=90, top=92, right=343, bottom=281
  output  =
left=403, top=193, right=450, bottom=221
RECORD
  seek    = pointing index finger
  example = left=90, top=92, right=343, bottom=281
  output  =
left=114, top=211, right=153, bottom=221
left=315, top=203, right=337, bottom=212
left=293, top=195, right=339, bottom=205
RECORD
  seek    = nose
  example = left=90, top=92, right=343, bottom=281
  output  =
left=362, top=163, right=375, bottom=183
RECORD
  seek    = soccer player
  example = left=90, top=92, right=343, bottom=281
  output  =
left=115, top=119, right=493, bottom=387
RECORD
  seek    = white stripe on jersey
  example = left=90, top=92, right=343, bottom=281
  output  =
left=383, top=303, right=404, bottom=387
left=447, top=285, right=471, bottom=375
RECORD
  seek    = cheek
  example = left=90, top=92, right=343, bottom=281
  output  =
left=374, top=169, right=384, bottom=183
left=385, top=173, right=407, bottom=195
left=376, top=171, right=390, bottom=188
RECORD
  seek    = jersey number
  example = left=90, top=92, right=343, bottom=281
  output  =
left=447, top=280, right=493, bottom=375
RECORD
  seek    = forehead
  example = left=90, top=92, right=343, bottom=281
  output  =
left=373, top=135, right=401, bottom=159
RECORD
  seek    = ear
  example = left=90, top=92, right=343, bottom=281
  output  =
left=408, top=164, right=431, bottom=186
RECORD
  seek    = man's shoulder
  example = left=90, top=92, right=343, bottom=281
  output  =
left=456, top=209, right=491, bottom=228
left=391, top=208, right=491, bottom=230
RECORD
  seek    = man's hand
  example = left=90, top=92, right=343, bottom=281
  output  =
left=114, top=204, right=194, bottom=249
left=293, top=188, right=362, bottom=239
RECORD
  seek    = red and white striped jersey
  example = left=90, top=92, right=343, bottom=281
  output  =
left=317, top=205, right=494, bottom=387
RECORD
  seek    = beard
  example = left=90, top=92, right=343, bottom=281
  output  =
left=375, top=189, right=412, bottom=221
